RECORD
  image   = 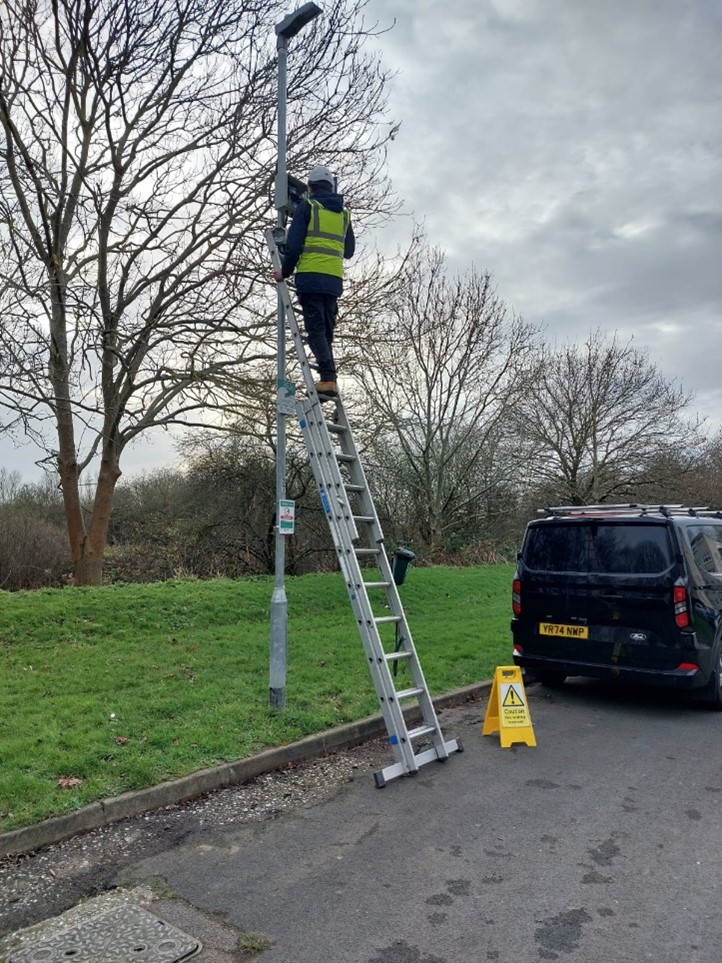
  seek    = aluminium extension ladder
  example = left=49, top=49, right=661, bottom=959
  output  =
left=266, top=228, right=462, bottom=786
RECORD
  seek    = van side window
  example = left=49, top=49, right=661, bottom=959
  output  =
left=685, top=525, right=722, bottom=579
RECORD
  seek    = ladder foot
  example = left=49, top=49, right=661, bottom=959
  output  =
left=374, top=770, right=387, bottom=789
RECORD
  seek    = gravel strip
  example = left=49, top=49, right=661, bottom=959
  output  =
left=0, top=691, right=488, bottom=941
left=0, top=735, right=391, bottom=937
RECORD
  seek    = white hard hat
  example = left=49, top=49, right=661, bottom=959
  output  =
left=307, top=164, right=334, bottom=185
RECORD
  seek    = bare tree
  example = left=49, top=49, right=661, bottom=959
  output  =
left=515, top=330, right=702, bottom=505
left=352, top=245, right=539, bottom=552
left=640, top=429, right=722, bottom=508
left=0, top=0, right=396, bottom=583
left=0, top=467, right=22, bottom=503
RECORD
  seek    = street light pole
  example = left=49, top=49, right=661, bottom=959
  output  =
left=269, top=3, right=322, bottom=710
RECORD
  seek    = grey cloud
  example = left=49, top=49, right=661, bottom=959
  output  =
left=366, top=0, right=722, bottom=425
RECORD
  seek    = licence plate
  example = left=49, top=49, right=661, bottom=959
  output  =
left=539, top=622, right=589, bottom=639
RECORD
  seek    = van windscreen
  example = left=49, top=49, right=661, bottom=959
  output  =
left=525, top=522, right=673, bottom=574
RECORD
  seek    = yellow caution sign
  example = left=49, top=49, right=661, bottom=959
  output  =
left=482, top=666, right=536, bottom=748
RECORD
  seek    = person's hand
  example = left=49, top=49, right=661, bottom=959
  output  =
left=273, top=269, right=283, bottom=283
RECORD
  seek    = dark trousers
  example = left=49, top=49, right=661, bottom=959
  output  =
left=298, top=292, right=338, bottom=382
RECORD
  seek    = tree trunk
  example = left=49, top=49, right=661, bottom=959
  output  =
left=74, top=555, right=104, bottom=586
left=72, top=456, right=122, bottom=586
left=58, top=454, right=87, bottom=567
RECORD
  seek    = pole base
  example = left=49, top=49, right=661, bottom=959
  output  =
left=269, top=687, right=286, bottom=710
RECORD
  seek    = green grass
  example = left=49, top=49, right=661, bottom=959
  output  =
left=0, top=565, right=514, bottom=832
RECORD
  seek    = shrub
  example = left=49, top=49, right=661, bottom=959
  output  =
left=0, top=505, right=71, bottom=590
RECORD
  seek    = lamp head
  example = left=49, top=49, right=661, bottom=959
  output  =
left=275, top=3, right=322, bottom=40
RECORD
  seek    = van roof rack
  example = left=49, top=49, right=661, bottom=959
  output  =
left=539, top=504, right=722, bottom=519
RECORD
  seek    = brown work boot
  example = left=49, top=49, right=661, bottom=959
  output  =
left=314, top=380, right=338, bottom=397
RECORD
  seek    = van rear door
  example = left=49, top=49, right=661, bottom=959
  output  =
left=584, top=521, right=678, bottom=669
left=518, top=521, right=591, bottom=659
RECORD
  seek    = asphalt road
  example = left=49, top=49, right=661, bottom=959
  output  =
left=3, top=679, right=722, bottom=963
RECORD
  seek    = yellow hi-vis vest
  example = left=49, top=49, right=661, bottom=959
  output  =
left=296, top=200, right=351, bottom=279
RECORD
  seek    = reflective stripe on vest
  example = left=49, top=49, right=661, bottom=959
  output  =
left=296, top=200, right=351, bottom=279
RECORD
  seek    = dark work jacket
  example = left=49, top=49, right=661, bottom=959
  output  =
left=281, top=188, right=355, bottom=297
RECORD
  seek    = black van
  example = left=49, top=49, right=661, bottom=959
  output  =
left=511, top=505, right=722, bottom=707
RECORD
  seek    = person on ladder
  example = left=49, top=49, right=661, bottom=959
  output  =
left=273, top=164, right=355, bottom=398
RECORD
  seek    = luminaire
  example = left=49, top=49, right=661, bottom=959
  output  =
left=275, top=2, right=322, bottom=40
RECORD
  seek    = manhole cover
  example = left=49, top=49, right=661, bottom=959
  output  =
left=7, top=903, right=201, bottom=963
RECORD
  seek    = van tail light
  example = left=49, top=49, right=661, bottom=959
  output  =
left=673, top=585, right=690, bottom=628
left=514, top=644, right=524, bottom=654
left=512, top=578, right=521, bottom=617
left=676, top=662, right=699, bottom=673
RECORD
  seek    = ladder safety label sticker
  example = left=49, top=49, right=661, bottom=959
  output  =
left=483, top=666, right=536, bottom=749
left=318, top=486, right=332, bottom=516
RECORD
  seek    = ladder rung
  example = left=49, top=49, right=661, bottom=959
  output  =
left=407, top=724, right=437, bottom=741
left=364, top=581, right=391, bottom=589
left=353, top=515, right=375, bottom=523
left=336, top=453, right=356, bottom=463
left=327, top=423, right=346, bottom=434
left=394, top=687, right=424, bottom=700
left=385, top=650, right=412, bottom=662
left=344, top=484, right=365, bottom=492
left=374, top=615, right=401, bottom=625
left=355, top=548, right=380, bottom=556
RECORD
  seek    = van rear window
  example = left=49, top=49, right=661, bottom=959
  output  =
left=524, top=525, right=588, bottom=572
left=524, top=523, right=673, bottom=574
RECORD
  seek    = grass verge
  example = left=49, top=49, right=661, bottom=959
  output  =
left=0, top=564, right=513, bottom=832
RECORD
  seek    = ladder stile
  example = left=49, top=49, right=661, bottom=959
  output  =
left=265, top=228, right=462, bottom=786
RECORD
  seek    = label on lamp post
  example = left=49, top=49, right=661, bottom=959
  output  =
left=277, top=378, right=296, bottom=416
left=279, top=499, right=295, bottom=535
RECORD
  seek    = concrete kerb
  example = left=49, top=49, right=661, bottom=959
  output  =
left=0, top=680, right=491, bottom=860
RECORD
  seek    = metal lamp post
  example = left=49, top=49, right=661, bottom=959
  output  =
left=269, top=2, right=322, bottom=710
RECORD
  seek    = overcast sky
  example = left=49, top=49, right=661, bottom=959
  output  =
left=2, top=0, right=721, bottom=482
left=364, top=0, right=722, bottom=425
